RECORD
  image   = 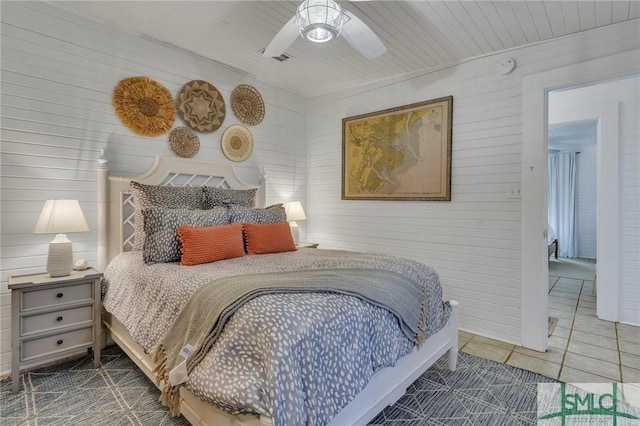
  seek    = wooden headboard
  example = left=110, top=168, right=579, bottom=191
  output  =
left=97, top=155, right=266, bottom=271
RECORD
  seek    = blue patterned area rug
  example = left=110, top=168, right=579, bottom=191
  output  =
left=2, top=346, right=555, bottom=426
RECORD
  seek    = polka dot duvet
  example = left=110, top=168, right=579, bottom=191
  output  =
left=102, top=248, right=451, bottom=426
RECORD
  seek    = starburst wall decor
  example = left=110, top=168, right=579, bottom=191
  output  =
left=176, top=80, right=226, bottom=133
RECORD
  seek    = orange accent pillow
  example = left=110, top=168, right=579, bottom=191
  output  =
left=243, top=221, right=297, bottom=255
left=177, top=223, right=245, bottom=266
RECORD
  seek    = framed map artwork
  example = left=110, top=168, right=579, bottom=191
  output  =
left=342, top=96, right=453, bottom=201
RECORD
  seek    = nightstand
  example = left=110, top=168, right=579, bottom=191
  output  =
left=9, top=268, right=102, bottom=393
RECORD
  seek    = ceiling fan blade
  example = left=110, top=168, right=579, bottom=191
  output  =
left=341, top=10, right=386, bottom=60
left=263, top=16, right=299, bottom=57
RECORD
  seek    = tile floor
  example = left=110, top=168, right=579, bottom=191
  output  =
left=458, top=263, right=640, bottom=383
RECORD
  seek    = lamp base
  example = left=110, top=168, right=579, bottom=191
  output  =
left=47, top=234, right=73, bottom=277
left=289, top=221, right=300, bottom=246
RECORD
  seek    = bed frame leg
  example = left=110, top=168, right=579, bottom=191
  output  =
left=447, top=300, right=459, bottom=371
left=448, top=347, right=458, bottom=371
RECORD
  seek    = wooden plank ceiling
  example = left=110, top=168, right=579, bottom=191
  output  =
left=62, top=1, right=640, bottom=97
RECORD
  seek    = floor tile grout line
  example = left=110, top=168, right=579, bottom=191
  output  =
left=562, top=278, right=624, bottom=382
left=504, top=344, right=516, bottom=365
left=459, top=335, right=472, bottom=352
left=615, top=322, right=624, bottom=383
left=556, top=278, right=582, bottom=380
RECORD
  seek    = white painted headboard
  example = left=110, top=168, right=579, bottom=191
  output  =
left=97, top=155, right=266, bottom=271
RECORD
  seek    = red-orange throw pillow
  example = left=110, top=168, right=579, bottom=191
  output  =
left=178, top=223, right=245, bottom=266
left=243, top=221, right=297, bottom=255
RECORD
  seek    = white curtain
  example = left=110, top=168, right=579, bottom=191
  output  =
left=548, top=152, right=577, bottom=258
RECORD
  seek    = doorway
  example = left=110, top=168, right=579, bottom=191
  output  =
left=546, top=119, right=598, bottom=341
left=521, top=50, right=639, bottom=351
left=547, top=121, right=598, bottom=260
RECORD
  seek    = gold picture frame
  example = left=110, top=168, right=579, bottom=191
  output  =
left=342, top=96, right=453, bottom=201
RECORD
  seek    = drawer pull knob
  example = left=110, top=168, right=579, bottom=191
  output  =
left=56, top=316, right=63, bottom=322
left=56, top=293, right=64, bottom=298
left=57, top=339, right=63, bottom=345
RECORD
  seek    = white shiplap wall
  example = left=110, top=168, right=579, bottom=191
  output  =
left=617, top=78, right=640, bottom=326
left=0, top=1, right=307, bottom=375
left=307, top=20, right=640, bottom=343
left=575, top=145, right=597, bottom=259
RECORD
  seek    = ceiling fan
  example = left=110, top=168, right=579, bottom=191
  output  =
left=263, top=0, right=386, bottom=60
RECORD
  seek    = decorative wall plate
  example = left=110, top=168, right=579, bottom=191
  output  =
left=177, top=80, right=226, bottom=133
left=221, top=125, right=253, bottom=162
left=112, top=76, right=176, bottom=137
left=230, top=84, right=265, bottom=125
left=168, top=127, right=200, bottom=158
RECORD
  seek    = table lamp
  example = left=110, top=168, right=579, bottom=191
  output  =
left=284, top=201, right=306, bottom=245
left=33, top=200, right=90, bottom=277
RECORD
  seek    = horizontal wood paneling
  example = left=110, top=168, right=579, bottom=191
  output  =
left=575, top=145, right=597, bottom=258
left=0, top=1, right=307, bottom=375
left=58, top=2, right=640, bottom=97
left=307, top=21, right=640, bottom=344
left=617, top=76, right=640, bottom=325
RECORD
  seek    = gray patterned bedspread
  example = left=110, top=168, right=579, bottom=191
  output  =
left=102, top=249, right=451, bottom=426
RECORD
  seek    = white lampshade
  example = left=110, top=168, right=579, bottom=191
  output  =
left=285, top=201, right=307, bottom=222
left=34, top=200, right=89, bottom=277
left=34, top=200, right=90, bottom=234
left=285, top=201, right=306, bottom=246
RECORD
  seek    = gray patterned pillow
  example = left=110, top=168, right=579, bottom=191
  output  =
left=131, top=181, right=204, bottom=251
left=228, top=204, right=287, bottom=224
left=142, top=206, right=229, bottom=264
left=203, top=187, right=257, bottom=208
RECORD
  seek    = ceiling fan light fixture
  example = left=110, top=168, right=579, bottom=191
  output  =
left=296, top=0, right=345, bottom=43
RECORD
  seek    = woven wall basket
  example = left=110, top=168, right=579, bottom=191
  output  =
left=168, top=127, right=200, bottom=158
left=230, top=84, right=265, bottom=126
left=221, top=125, right=253, bottom=162
left=177, top=80, right=226, bottom=133
left=112, top=76, right=176, bottom=137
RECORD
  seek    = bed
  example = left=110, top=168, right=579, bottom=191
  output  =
left=548, top=225, right=558, bottom=259
left=97, top=155, right=459, bottom=426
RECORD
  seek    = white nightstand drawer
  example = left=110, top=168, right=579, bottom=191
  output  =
left=21, top=306, right=94, bottom=335
left=10, top=269, right=102, bottom=392
left=21, top=282, right=93, bottom=311
left=22, top=327, right=94, bottom=362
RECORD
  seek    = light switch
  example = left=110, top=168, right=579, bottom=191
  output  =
left=507, top=185, right=522, bottom=199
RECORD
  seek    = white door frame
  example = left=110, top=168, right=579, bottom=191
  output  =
left=521, top=50, right=639, bottom=351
